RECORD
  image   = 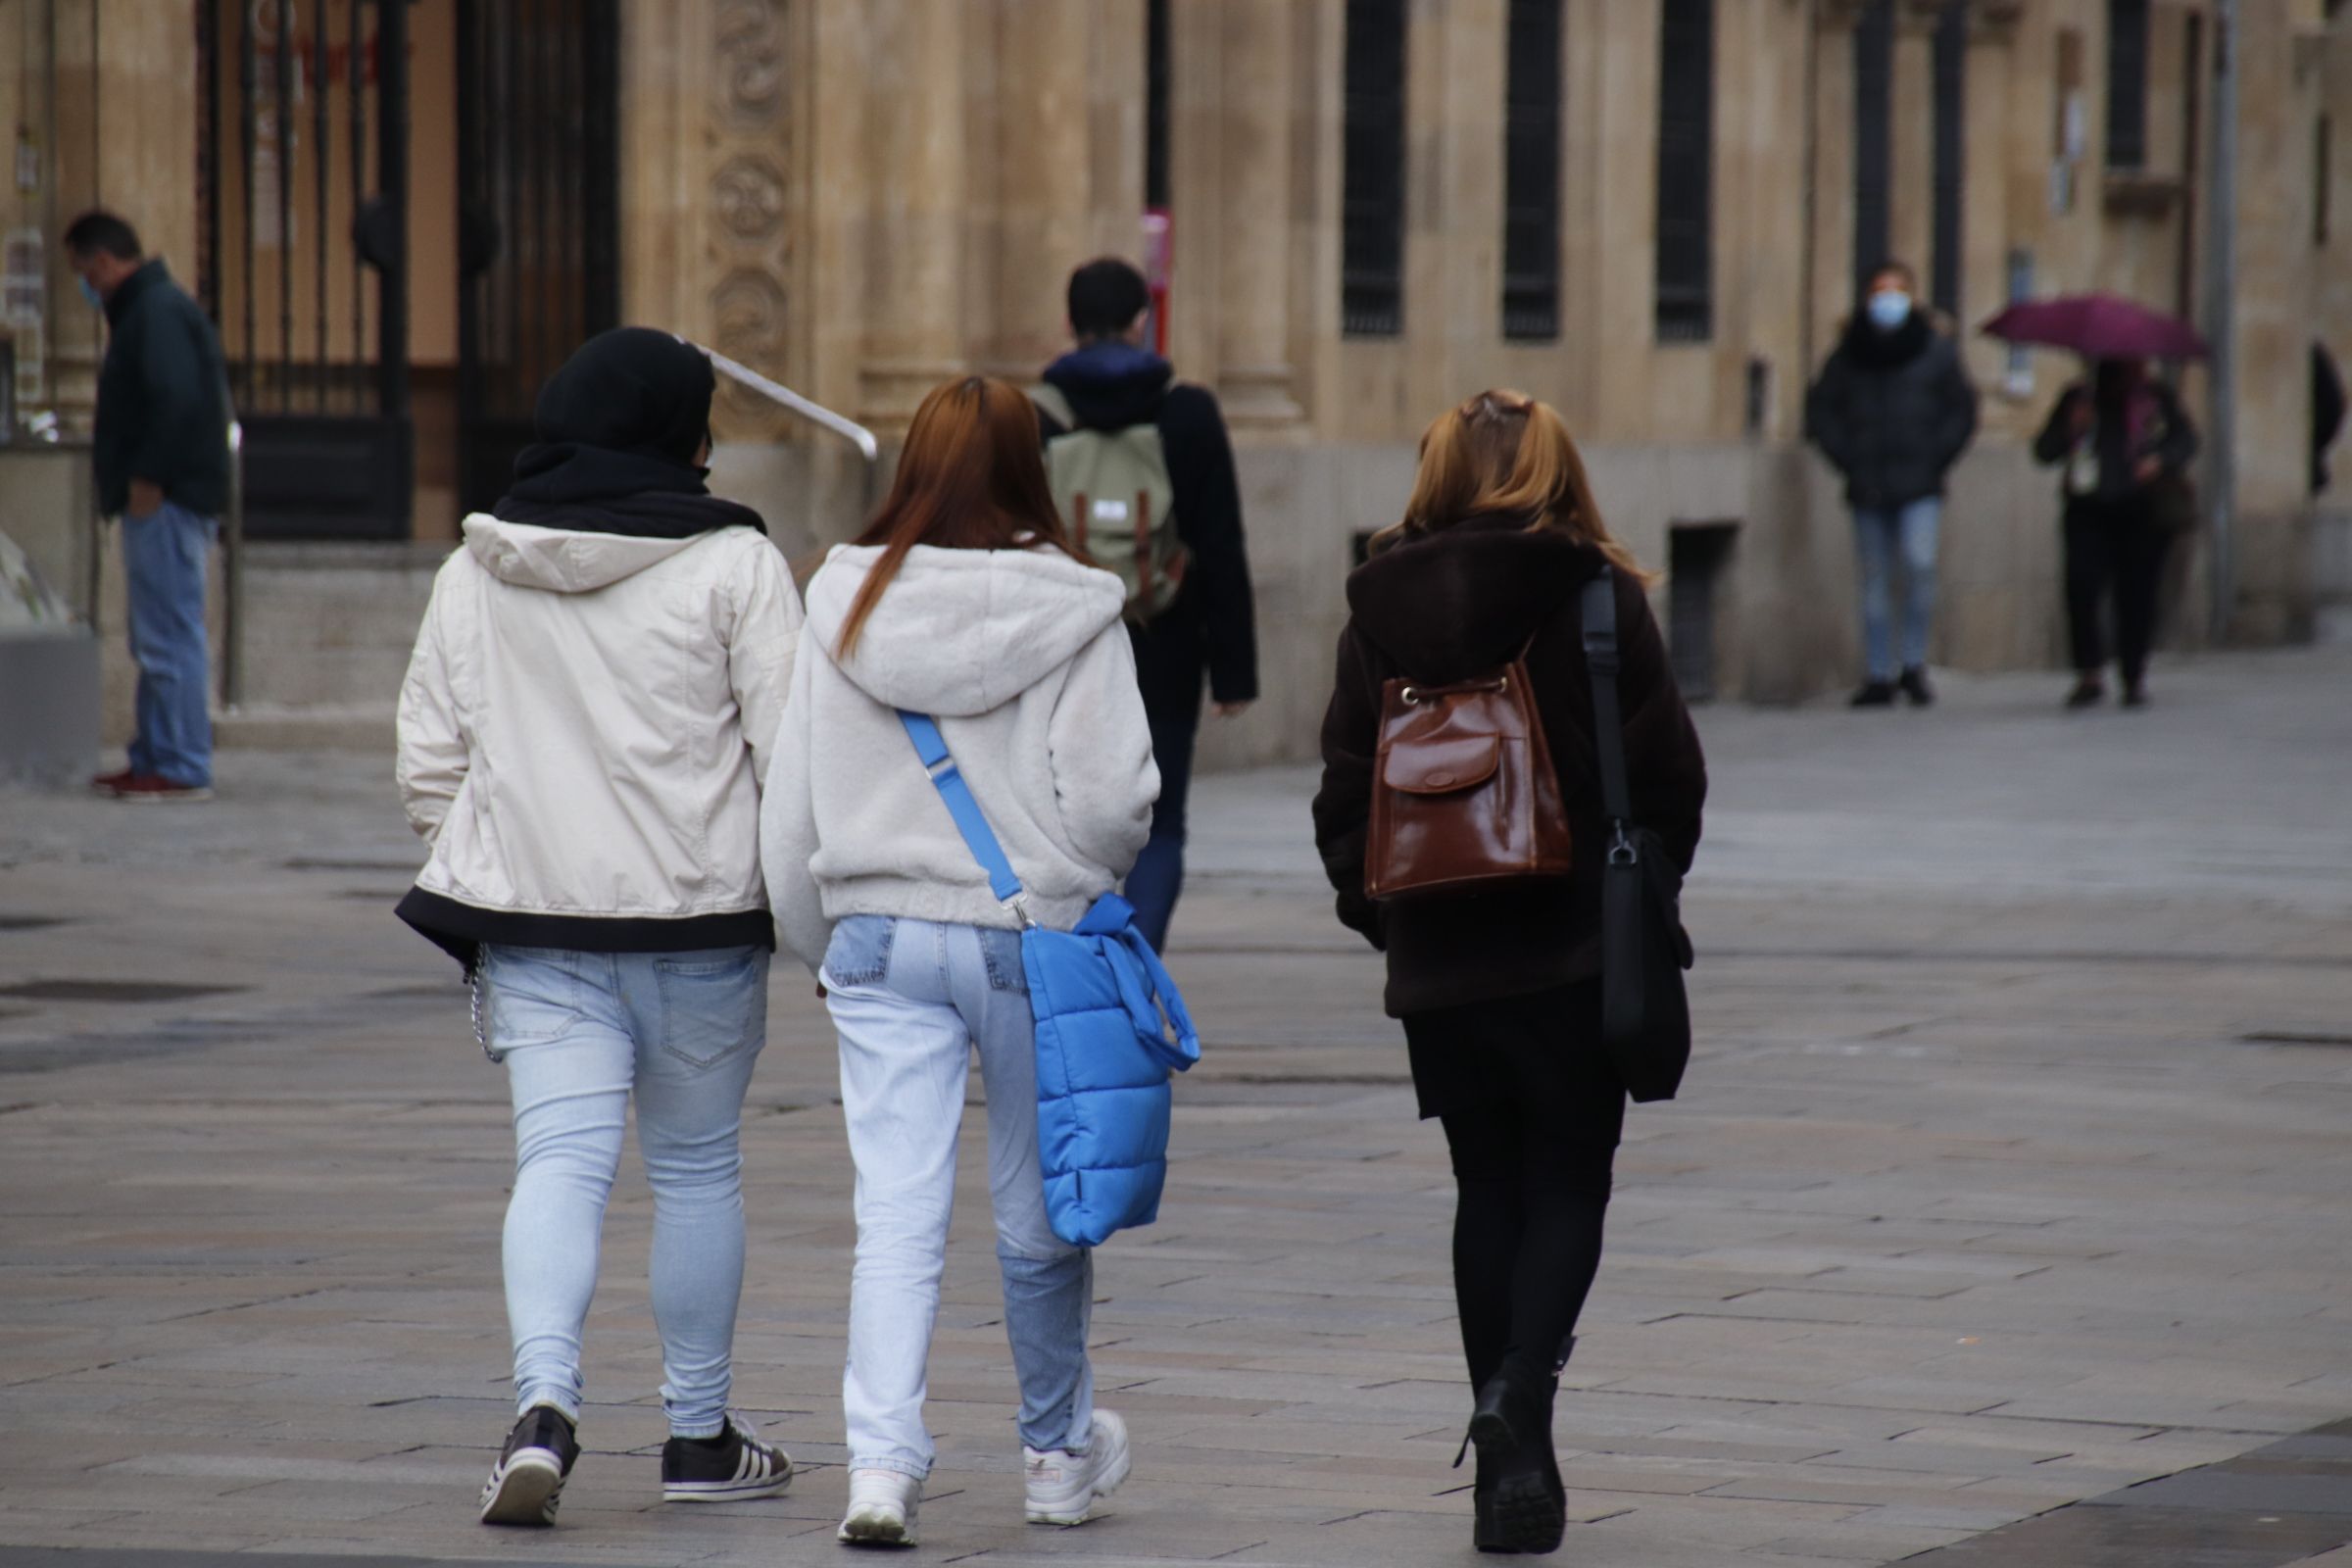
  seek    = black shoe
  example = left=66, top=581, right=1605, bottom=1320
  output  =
left=2066, top=678, right=2106, bottom=710
left=662, top=1410, right=793, bottom=1503
left=1898, top=666, right=1936, bottom=708
left=1850, top=680, right=1898, bottom=709
left=480, top=1404, right=578, bottom=1527
left=1462, top=1363, right=1566, bottom=1555
left=2122, top=681, right=2148, bottom=710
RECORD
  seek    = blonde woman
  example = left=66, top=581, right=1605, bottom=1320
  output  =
left=1312, top=391, right=1707, bottom=1554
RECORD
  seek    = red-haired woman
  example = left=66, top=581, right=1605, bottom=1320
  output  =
left=761, top=378, right=1158, bottom=1546
left=1314, top=391, right=1707, bottom=1554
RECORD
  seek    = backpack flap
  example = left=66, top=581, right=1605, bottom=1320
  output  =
left=1380, top=733, right=1501, bottom=796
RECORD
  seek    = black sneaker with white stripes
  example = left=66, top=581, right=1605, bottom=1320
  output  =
left=478, top=1403, right=578, bottom=1527
left=661, top=1410, right=793, bottom=1503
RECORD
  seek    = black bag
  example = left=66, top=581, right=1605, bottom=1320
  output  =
left=1580, top=569, right=1693, bottom=1102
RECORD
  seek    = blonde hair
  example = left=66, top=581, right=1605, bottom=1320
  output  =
left=1370, top=389, right=1652, bottom=582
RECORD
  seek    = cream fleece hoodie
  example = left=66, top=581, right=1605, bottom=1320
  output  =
left=760, top=542, right=1159, bottom=971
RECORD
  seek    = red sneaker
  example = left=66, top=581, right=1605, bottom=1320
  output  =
left=107, top=773, right=214, bottom=804
left=89, top=768, right=138, bottom=796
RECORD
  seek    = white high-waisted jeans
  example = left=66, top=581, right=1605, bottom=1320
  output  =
left=822, top=915, right=1095, bottom=1478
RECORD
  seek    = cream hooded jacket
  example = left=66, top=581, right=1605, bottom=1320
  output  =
left=395, top=514, right=803, bottom=965
left=760, top=542, right=1158, bottom=972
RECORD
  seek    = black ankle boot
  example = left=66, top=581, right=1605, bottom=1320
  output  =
left=1461, top=1360, right=1566, bottom=1555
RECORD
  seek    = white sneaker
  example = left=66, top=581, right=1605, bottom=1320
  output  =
left=1024, top=1408, right=1131, bottom=1526
left=837, top=1466, right=921, bottom=1547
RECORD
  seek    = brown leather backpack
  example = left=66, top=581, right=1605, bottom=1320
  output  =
left=1363, top=649, right=1573, bottom=900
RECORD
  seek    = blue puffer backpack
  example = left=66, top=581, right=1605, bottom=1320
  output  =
left=900, top=713, right=1200, bottom=1247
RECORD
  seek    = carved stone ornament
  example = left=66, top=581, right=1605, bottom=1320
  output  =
left=715, top=0, right=786, bottom=130
left=711, top=267, right=789, bottom=418
left=713, top=154, right=788, bottom=245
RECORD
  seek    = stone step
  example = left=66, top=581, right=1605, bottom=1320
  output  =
left=215, top=701, right=397, bottom=754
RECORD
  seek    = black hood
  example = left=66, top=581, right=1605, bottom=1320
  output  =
left=1841, top=307, right=1935, bottom=370
left=1042, top=341, right=1175, bottom=429
left=494, top=326, right=765, bottom=538
left=1345, top=515, right=1605, bottom=684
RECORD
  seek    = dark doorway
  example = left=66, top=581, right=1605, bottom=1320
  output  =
left=454, top=0, right=621, bottom=516
left=198, top=0, right=414, bottom=541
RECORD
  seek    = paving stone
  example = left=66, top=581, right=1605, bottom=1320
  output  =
left=4, top=650, right=2351, bottom=1564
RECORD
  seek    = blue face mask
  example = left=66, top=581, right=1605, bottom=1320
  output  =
left=78, top=275, right=105, bottom=310
left=1867, top=291, right=1913, bottom=331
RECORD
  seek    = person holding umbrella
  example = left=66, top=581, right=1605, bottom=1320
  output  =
left=2031, top=359, right=2197, bottom=709
left=1987, top=295, right=2204, bottom=710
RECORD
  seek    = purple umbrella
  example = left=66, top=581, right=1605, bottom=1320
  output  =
left=1980, top=293, right=2209, bottom=362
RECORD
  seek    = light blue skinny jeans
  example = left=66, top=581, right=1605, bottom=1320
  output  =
left=482, top=943, right=769, bottom=1438
left=1851, top=495, right=1942, bottom=681
left=821, top=915, right=1095, bottom=1478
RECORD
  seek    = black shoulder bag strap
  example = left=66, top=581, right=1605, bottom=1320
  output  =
left=1579, top=567, right=1633, bottom=854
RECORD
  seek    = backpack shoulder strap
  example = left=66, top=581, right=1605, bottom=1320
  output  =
left=1027, top=382, right=1077, bottom=434
left=897, top=711, right=1029, bottom=914
left=1579, top=569, right=1634, bottom=829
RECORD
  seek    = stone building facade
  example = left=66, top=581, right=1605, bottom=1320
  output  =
left=2, top=1, right=2345, bottom=761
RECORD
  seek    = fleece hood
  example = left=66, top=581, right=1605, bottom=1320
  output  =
left=462, top=513, right=711, bottom=594
left=1345, top=515, right=1606, bottom=685
left=806, top=543, right=1127, bottom=716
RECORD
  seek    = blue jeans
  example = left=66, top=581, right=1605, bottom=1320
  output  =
left=1851, top=496, right=1941, bottom=682
left=483, top=944, right=769, bottom=1438
left=1124, top=686, right=1200, bottom=955
left=121, top=502, right=216, bottom=786
left=821, top=915, right=1094, bottom=1477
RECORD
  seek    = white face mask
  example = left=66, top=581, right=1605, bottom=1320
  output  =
left=1867, top=291, right=1913, bottom=331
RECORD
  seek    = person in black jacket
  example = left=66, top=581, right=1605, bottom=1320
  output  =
left=2033, top=358, right=2198, bottom=710
left=1313, top=391, right=1706, bottom=1556
left=1034, top=259, right=1258, bottom=952
left=66, top=210, right=233, bottom=802
left=1805, top=261, right=1980, bottom=709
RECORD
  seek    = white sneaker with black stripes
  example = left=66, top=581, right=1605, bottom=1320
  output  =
left=661, top=1410, right=793, bottom=1503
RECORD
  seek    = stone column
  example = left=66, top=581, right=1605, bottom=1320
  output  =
left=854, top=0, right=978, bottom=424
left=1170, top=0, right=1304, bottom=428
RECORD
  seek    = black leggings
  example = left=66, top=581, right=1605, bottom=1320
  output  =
left=2064, top=499, right=2173, bottom=686
left=1421, top=988, right=1627, bottom=1391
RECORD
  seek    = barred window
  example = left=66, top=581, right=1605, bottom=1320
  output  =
left=1343, top=0, right=1407, bottom=337
left=1932, top=0, right=1968, bottom=315
left=1501, top=0, right=1563, bottom=342
left=2106, top=0, right=2150, bottom=171
left=1654, top=0, right=1714, bottom=342
left=1146, top=0, right=1171, bottom=211
left=1852, top=0, right=1893, bottom=302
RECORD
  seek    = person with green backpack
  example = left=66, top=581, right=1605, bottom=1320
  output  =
left=1031, top=259, right=1258, bottom=953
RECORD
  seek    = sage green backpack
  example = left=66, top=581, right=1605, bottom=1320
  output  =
left=1028, top=383, right=1188, bottom=621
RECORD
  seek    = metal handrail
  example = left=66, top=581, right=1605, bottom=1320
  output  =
left=699, top=346, right=881, bottom=463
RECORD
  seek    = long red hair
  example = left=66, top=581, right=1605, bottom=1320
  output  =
left=833, top=377, right=1081, bottom=659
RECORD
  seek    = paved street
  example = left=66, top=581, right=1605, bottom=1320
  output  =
left=3, top=646, right=2351, bottom=1567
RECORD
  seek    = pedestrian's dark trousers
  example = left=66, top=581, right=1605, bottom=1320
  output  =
left=1412, top=984, right=1628, bottom=1393
left=1125, top=614, right=1205, bottom=954
left=2064, top=498, right=2172, bottom=687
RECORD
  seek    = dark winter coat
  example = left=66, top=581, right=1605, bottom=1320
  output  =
left=1036, top=343, right=1258, bottom=706
left=2032, top=376, right=2198, bottom=507
left=93, top=260, right=233, bottom=517
left=1805, top=311, right=1979, bottom=511
left=1311, top=516, right=1708, bottom=1018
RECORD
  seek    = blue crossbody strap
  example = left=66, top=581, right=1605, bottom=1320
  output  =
left=898, top=710, right=1028, bottom=910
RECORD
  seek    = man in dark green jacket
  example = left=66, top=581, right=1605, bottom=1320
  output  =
left=67, top=211, right=232, bottom=801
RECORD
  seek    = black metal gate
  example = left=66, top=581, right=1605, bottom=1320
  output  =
left=455, top=0, right=621, bottom=515
left=198, top=0, right=412, bottom=540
